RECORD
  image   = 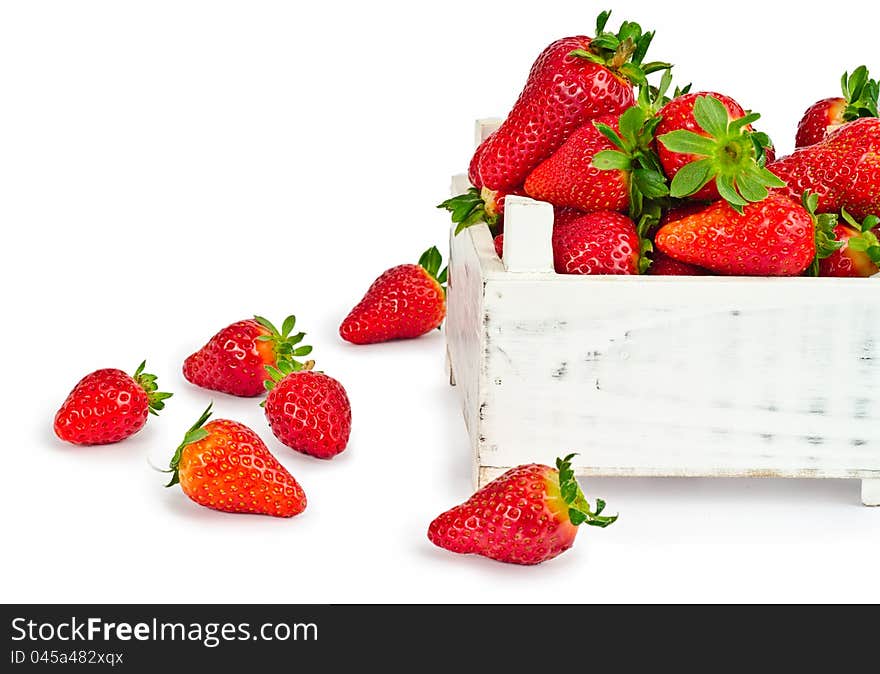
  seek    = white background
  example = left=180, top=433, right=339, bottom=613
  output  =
left=2, top=0, right=879, bottom=604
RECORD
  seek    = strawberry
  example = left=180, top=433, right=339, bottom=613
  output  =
left=796, top=66, right=878, bottom=148
left=553, top=211, right=646, bottom=275
left=183, top=315, right=311, bottom=398
left=165, top=405, right=306, bottom=518
left=471, top=10, right=666, bottom=194
left=493, top=234, right=504, bottom=259
left=437, top=186, right=524, bottom=235
left=340, top=247, right=447, bottom=345
left=656, top=93, right=782, bottom=211
left=54, top=361, right=172, bottom=446
left=769, top=117, right=880, bottom=221
left=655, top=192, right=833, bottom=276
left=819, top=209, right=880, bottom=277
left=648, top=250, right=709, bottom=276
left=427, top=454, right=616, bottom=565
left=263, top=362, right=352, bottom=460
left=524, top=113, right=630, bottom=213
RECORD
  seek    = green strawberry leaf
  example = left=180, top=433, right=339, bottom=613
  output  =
left=658, top=129, right=717, bottom=156
left=633, top=168, right=669, bottom=199
left=592, top=149, right=632, bottom=171
left=669, top=158, right=714, bottom=198
left=716, top=174, right=749, bottom=213
left=692, top=95, right=731, bottom=138
left=555, top=454, right=619, bottom=529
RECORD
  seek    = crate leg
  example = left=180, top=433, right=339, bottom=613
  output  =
left=862, top=479, right=880, bottom=506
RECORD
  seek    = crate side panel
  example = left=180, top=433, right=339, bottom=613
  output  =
left=479, top=277, right=880, bottom=478
left=446, top=225, right=489, bottom=459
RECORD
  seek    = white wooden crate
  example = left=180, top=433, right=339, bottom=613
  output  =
left=445, top=119, right=880, bottom=506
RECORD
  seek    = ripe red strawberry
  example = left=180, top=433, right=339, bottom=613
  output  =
left=54, top=361, right=172, bottom=446
left=656, top=93, right=781, bottom=209
left=524, top=113, right=630, bottom=212
left=472, top=11, right=667, bottom=194
left=263, top=363, right=352, bottom=460
left=553, top=211, right=645, bottom=275
left=769, top=117, right=880, bottom=221
left=428, top=454, right=616, bottom=565
left=493, top=234, right=504, bottom=259
left=654, top=192, right=831, bottom=276
left=819, top=209, right=880, bottom=277
left=648, top=250, right=709, bottom=276
left=796, top=66, right=878, bottom=148
left=340, top=247, right=447, bottom=345
left=183, top=315, right=311, bottom=397
left=165, top=405, right=306, bottom=518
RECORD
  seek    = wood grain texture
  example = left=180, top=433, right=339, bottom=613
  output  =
left=447, top=180, right=880, bottom=504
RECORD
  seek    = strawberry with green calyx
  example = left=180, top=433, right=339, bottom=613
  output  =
left=655, top=191, right=817, bottom=276
left=428, top=454, right=617, bottom=566
left=263, top=361, right=352, bottom=460
left=796, top=66, right=879, bottom=148
left=54, top=361, right=173, bottom=445
left=472, top=10, right=668, bottom=194
left=340, top=246, right=447, bottom=345
left=164, top=404, right=307, bottom=518
left=656, top=93, right=783, bottom=212
left=817, top=208, right=880, bottom=277
left=183, top=315, right=313, bottom=398
left=523, top=74, right=677, bottom=222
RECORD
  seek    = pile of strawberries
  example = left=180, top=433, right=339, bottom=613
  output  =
left=441, top=11, right=880, bottom=278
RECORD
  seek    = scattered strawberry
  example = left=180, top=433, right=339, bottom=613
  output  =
left=656, top=93, right=782, bottom=210
left=263, top=361, right=352, bottom=460
left=54, top=361, right=172, bottom=446
left=796, top=66, right=878, bottom=148
left=183, top=315, right=311, bottom=398
left=769, top=117, right=880, bottom=221
left=819, top=208, right=880, bottom=277
left=340, top=247, right=447, bottom=345
left=428, top=454, right=616, bottom=565
left=165, top=405, right=306, bottom=518
left=553, top=211, right=646, bottom=275
left=655, top=192, right=830, bottom=276
left=648, top=250, right=709, bottom=276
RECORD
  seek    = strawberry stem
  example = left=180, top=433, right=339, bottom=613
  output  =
left=556, top=454, right=618, bottom=528
left=164, top=404, right=213, bottom=488
left=253, top=315, right=315, bottom=377
left=438, top=188, right=500, bottom=235
left=132, top=360, right=173, bottom=416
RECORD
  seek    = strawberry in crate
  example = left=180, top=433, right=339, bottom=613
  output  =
left=439, top=9, right=669, bottom=234
left=796, top=65, right=878, bottom=148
